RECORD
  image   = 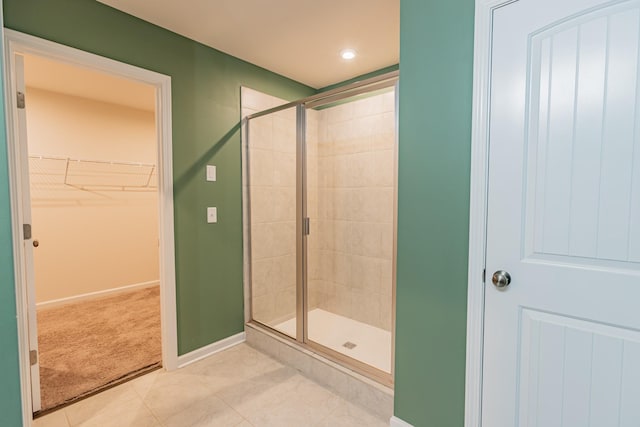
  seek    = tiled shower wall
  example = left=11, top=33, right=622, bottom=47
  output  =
left=242, top=88, right=396, bottom=332
left=308, top=90, right=396, bottom=331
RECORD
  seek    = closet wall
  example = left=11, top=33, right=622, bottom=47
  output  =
left=26, top=87, right=159, bottom=304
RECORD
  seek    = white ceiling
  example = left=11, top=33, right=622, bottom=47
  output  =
left=24, top=53, right=156, bottom=111
left=96, top=0, right=399, bottom=89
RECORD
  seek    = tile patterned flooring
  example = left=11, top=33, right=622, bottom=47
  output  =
left=34, top=343, right=388, bottom=427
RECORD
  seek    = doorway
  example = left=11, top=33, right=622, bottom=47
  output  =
left=4, top=30, right=178, bottom=423
left=23, top=52, right=162, bottom=414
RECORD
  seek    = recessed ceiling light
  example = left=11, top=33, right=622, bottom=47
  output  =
left=340, top=49, right=357, bottom=60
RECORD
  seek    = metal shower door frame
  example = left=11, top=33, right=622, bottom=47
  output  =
left=245, top=71, right=399, bottom=386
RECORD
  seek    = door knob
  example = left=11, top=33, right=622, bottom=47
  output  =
left=491, top=270, right=511, bottom=288
left=33, top=240, right=39, bottom=248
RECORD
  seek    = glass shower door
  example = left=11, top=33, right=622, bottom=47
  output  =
left=304, top=87, right=397, bottom=376
left=248, top=106, right=298, bottom=338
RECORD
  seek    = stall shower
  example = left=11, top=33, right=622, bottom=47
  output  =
left=242, top=72, right=397, bottom=384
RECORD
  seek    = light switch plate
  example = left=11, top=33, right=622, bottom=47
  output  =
left=207, top=207, right=218, bottom=223
left=206, top=165, right=217, bottom=182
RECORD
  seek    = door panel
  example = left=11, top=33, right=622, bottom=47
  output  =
left=518, top=310, right=640, bottom=426
left=14, top=53, right=42, bottom=412
left=247, top=106, right=298, bottom=338
left=304, top=89, right=396, bottom=375
left=483, top=0, right=640, bottom=425
left=525, top=3, right=640, bottom=264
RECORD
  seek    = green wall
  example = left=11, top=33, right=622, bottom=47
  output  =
left=0, top=4, right=23, bottom=426
left=2, top=0, right=314, bottom=362
left=1, top=0, right=478, bottom=424
left=394, top=0, right=475, bottom=425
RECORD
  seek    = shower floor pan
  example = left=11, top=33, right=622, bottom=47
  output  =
left=275, top=308, right=392, bottom=373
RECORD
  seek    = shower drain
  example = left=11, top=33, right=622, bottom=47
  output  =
left=342, top=341, right=357, bottom=350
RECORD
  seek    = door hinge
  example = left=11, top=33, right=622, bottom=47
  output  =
left=29, top=349, right=38, bottom=366
left=303, top=217, right=310, bottom=236
left=23, top=224, right=32, bottom=240
left=482, top=268, right=486, bottom=283
left=17, top=91, right=25, bottom=109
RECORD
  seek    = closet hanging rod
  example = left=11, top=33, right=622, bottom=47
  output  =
left=29, top=154, right=155, bottom=168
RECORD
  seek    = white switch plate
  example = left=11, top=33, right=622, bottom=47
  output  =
left=207, top=207, right=218, bottom=223
left=206, top=165, right=217, bottom=182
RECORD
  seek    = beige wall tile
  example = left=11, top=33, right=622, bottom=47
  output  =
left=272, top=187, right=296, bottom=222
left=381, top=90, right=395, bottom=113
left=379, top=295, right=393, bottom=332
left=332, top=189, right=350, bottom=221
left=333, top=155, right=349, bottom=188
left=241, top=87, right=286, bottom=111
left=379, top=112, right=396, bottom=134
left=307, top=249, right=321, bottom=281
left=346, top=152, right=377, bottom=188
left=307, top=156, right=319, bottom=190
left=333, top=221, right=348, bottom=254
left=274, top=288, right=296, bottom=320
left=318, top=140, right=333, bottom=157
left=350, top=188, right=393, bottom=224
left=333, top=253, right=350, bottom=286
left=248, top=116, right=273, bottom=150
left=318, top=157, right=334, bottom=188
left=251, top=258, right=274, bottom=298
left=273, top=254, right=296, bottom=291
left=308, top=280, right=323, bottom=309
left=327, top=102, right=354, bottom=124
left=353, top=94, right=384, bottom=117
left=349, top=222, right=382, bottom=258
left=379, top=259, right=393, bottom=297
left=252, top=292, right=275, bottom=323
left=273, top=152, right=295, bottom=187
left=351, top=288, right=381, bottom=327
left=248, top=148, right=274, bottom=187
left=380, top=224, right=394, bottom=259
left=317, top=220, right=333, bottom=250
left=271, top=222, right=296, bottom=257
left=348, top=255, right=382, bottom=293
left=333, top=136, right=369, bottom=155
left=249, top=187, right=274, bottom=224
left=250, top=224, right=274, bottom=260
left=273, top=114, right=296, bottom=154
left=331, top=284, right=352, bottom=318
left=374, top=150, right=395, bottom=187
left=318, top=250, right=335, bottom=282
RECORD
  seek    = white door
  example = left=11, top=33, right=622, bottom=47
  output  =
left=483, top=0, right=640, bottom=425
left=13, top=53, right=42, bottom=412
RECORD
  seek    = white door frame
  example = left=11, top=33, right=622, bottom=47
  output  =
left=3, top=29, right=178, bottom=425
left=464, top=0, right=517, bottom=426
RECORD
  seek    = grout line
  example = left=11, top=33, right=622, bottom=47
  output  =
left=62, top=409, right=72, bottom=427
left=129, top=374, right=166, bottom=427
left=231, top=407, right=254, bottom=426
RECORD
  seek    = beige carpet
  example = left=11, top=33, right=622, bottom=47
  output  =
left=37, top=286, right=161, bottom=413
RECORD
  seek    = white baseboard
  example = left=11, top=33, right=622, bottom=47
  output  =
left=36, top=280, right=160, bottom=309
left=390, top=416, right=414, bottom=427
left=177, top=332, right=246, bottom=368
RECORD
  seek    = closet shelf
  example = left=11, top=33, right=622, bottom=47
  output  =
left=28, top=155, right=157, bottom=192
